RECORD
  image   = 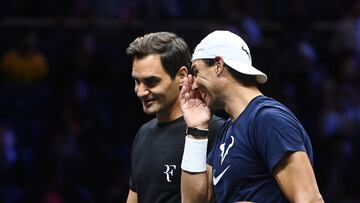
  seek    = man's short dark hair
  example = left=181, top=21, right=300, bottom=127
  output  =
left=126, top=32, right=191, bottom=79
left=202, top=59, right=258, bottom=87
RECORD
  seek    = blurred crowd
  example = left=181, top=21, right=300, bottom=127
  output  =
left=1, top=0, right=360, bottom=202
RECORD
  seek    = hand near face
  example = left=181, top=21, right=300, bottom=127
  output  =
left=179, top=74, right=211, bottom=129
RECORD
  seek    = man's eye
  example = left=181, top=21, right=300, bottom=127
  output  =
left=145, top=78, right=160, bottom=87
left=192, top=69, right=198, bottom=77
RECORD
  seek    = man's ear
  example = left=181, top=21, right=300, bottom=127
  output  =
left=177, top=66, right=188, bottom=85
left=214, top=56, right=225, bottom=75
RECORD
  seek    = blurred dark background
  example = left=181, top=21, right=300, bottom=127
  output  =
left=1, top=0, right=360, bottom=202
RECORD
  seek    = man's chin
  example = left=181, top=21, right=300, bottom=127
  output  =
left=143, top=107, right=157, bottom=115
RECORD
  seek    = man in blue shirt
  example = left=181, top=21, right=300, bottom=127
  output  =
left=179, top=30, right=324, bottom=203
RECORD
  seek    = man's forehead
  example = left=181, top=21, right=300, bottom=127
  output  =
left=191, top=60, right=205, bottom=69
left=131, top=69, right=161, bottom=79
left=132, top=56, right=166, bottom=75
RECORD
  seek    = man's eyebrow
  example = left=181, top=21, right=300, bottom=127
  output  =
left=131, top=75, right=159, bottom=80
left=144, top=76, right=160, bottom=81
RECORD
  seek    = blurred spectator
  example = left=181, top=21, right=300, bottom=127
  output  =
left=330, top=0, right=360, bottom=77
left=72, top=0, right=138, bottom=19
left=0, top=31, right=48, bottom=85
left=74, top=32, right=102, bottom=84
left=0, top=126, right=33, bottom=203
left=223, top=0, right=264, bottom=46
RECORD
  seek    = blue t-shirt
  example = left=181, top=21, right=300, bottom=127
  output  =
left=208, top=95, right=314, bottom=203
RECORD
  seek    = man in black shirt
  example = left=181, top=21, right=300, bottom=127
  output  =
left=126, top=32, right=224, bottom=203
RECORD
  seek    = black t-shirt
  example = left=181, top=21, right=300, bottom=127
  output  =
left=129, top=115, right=224, bottom=203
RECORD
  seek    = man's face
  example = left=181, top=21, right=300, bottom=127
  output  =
left=191, top=59, right=220, bottom=110
left=132, top=54, right=180, bottom=116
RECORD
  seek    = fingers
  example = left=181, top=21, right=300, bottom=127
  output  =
left=193, top=89, right=203, bottom=101
left=188, top=74, right=194, bottom=86
left=180, top=75, right=191, bottom=104
left=181, top=74, right=192, bottom=92
left=184, top=92, right=190, bottom=101
left=180, top=77, right=188, bottom=97
left=180, top=74, right=196, bottom=103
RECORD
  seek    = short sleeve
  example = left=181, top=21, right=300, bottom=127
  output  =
left=254, top=107, right=306, bottom=173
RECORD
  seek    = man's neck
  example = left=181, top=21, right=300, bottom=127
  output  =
left=156, top=103, right=183, bottom=123
left=223, top=85, right=262, bottom=121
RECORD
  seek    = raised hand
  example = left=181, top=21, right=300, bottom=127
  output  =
left=179, top=74, right=211, bottom=129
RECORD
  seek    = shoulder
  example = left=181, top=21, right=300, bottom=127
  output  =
left=134, top=118, right=158, bottom=141
left=252, top=100, right=307, bottom=146
left=209, top=115, right=225, bottom=127
left=210, top=115, right=225, bottom=123
left=138, top=118, right=157, bottom=131
left=253, top=97, right=296, bottom=125
left=255, top=102, right=300, bottom=130
left=132, top=118, right=158, bottom=151
left=250, top=98, right=305, bottom=139
left=209, top=115, right=226, bottom=134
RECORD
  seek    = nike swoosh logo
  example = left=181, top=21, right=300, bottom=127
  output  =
left=241, top=45, right=250, bottom=59
left=213, top=165, right=230, bottom=185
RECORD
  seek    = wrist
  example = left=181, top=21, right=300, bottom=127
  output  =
left=186, top=126, right=209, bottom=137
left=181, top=136, right=208, bottom=172
left=194, top=126, right=209, bottom=130
left=188, top=124, right=209, bottom=130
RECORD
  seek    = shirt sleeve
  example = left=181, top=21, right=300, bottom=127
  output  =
left=129, top=176, right=136, bottom=192
left=254, top=107, right=307, bottom=174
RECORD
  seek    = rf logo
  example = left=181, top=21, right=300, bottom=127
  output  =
left=164, top=164, right=176, bottom=182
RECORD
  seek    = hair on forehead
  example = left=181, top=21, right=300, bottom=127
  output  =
left=126, top=32, right=191, bottom=79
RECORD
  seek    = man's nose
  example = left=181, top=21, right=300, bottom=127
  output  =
left=136, top=84, right=149, bottom=97
left=191, top=80, right=198, bottom=91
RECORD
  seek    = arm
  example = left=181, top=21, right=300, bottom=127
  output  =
left=181, top=164, right=215, bottom=203
left=126, top=189, right=137, bottom=203
left=179, top=75, right=214, bottom=202
left=274, top=151, right=324, bottom=203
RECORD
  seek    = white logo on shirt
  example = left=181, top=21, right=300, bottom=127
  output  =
left=213, top=165, right=230, bottom=185
left=220, top=136, right=234, bottom=165
left=164, top=164, right=176, bottom=182
left=213, top=136, right=234, bottom=185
